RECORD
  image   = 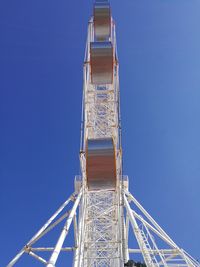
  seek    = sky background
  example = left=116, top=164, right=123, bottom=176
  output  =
left=0, top=0, right=200, bottom=266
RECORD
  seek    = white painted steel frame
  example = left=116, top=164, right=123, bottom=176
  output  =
left=79, top=12, right=124, bottom=267
left=82, top=18, right=119, bottom=147
left=81, top=190, right=122, bottom=266
left=123, top=190, right=199, bottom=267
left=8, top=187, right=200, bottom=267
left=7, top=191, right=82, bottom=267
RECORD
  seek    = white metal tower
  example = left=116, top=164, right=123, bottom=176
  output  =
left=8, top=1, right=199, bottom=267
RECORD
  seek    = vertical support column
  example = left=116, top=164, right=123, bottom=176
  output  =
left=124, top=215, right=130, bottom=262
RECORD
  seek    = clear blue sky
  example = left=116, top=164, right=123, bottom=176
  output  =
left=0, top=0, right=200, bottom=266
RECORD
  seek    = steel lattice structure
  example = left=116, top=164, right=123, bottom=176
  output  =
left=8, top=1, right=199, bottom=267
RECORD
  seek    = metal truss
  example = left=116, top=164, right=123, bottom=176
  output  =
left=123, top=189, right=199, bottom=267
left=7, top=187, right=121, bottom=267
left=7, top=191, right=82, bottom=267
left=82, top=17, right=120, bottom=148
left=79, top=190, right=123, bottom=267
left=85, top=86, right=117, bottom=139
left=77, top=14, right=124, bottom=267
left=7, top=185, right=199, bottom=267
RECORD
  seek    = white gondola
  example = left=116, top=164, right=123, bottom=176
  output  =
left=94, top=0, right=111, bottom=41
left=90, top=41, right=113, bottom=84
left=86, top=138, right=116, bottom=190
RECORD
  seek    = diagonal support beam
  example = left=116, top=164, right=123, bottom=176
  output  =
left=124, top=191, right=199, bottom=267
left=47, top=190, right=82, bottom=267
left=7, top=192, right=76, bottom=267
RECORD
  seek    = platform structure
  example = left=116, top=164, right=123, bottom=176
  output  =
left=7, top=1, right=199, bottom=267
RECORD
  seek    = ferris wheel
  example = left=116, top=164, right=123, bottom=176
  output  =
left=7, top=1, right=199, bottom=267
